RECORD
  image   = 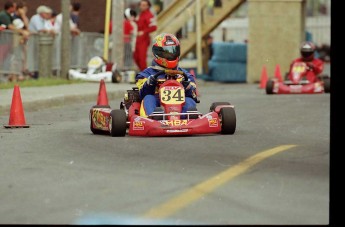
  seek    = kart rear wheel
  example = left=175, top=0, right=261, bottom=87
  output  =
left=209, top=102, right=231, bottom=112
left=266, top=80, right=274, bottom=94
left=112, top=70, right=122, bottom=83
left=110, top=109, right=127, bottom=137
left=220, top=107, right=236, bottom=135
left=323, top=78, right=330, bottom=93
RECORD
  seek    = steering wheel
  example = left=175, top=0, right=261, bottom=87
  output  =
left=152, top=69, right=200, bottom=103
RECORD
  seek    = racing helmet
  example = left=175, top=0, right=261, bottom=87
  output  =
left=152, top=33, right=180, bottom=69
left=300, top=41, right=316, bottom=61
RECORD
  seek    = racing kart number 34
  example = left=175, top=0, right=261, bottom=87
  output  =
left=90, top=69, right=236, bottom=137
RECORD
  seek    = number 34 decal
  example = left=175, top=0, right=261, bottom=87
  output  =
left=160, top=86, right=185, bottom=104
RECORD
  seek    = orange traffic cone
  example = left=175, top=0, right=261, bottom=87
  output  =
left=274, top=64, right=283, bottom=82
left=259, top=65, right=268, bottom=89
left=4, top=85, right=29, bottom=128
left=97, top=79, right=109, bottom=106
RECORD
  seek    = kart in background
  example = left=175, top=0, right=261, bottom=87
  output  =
left=89, top=69, right=236, bottom=137
left=266, top=62, right=330, bottom=94
left=69, top=56, right=122, bottom=83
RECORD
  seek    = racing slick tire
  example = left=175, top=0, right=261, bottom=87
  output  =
left=90, top=105, right=111, bottom=135
left=266, top=80, right=274, bottom=94
left=220, top=107, right=236, bottom=135
left=209, top=102, right=231, bottom=112
left=110, top=109, right=127, bottom=137
left=112, top=70, right=122, bottom=83
left=323, top=78, right=330, bottom=93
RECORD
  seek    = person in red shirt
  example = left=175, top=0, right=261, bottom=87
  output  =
left=287, top=41, right=324, bottom=83
left=133, top=0, right=157, bottom=71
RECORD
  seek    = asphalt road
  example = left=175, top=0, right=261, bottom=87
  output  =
left=0, top=83, right=330, bottom=225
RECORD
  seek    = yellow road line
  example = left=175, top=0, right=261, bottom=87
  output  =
left=143, top=144, right=297, bottom=219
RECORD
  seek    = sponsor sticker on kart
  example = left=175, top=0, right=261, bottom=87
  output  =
left=292, top=64, right=306, bottom=73
left=208, top=118, right=218, bottom=127
left=92, top=109, right=109, bottom=128
left=133, top=121, right=144, bottom=130
left=87, top=56, right=103, bottom=68
left=166, top=129, right=189, bottom=133
left=160, top=119, right=188, bottom=127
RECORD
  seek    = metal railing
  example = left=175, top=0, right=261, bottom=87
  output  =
left=0, top=30, right=106, bottom=80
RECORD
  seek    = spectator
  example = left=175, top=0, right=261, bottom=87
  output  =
left=28, top=5, right=55, bottom=35
left=0, top=0, right=29, bottom=38
left=54, top=5, right=80, bottom=36
left=123, top=8, right=137, bottom=70
left=207, top=35, right=213, bottom=59
left=70, top=2, right=81, bottom=29
left=13, top=1, right=29, bottom=30
left=133, top=0, right=157, bottom=71
left=47, top=11, right=57, bottom=28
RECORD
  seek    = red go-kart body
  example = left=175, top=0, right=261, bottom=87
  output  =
left=90, top=70, right=236, bottom=137
left=265, top=62, right=330, bottom=94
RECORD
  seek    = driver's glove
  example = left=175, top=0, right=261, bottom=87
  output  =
left=306, top=62, right=315, bottom=70
left=146, top=75, right=157, bottom=87
left=182, top=79, right=194, bottom=90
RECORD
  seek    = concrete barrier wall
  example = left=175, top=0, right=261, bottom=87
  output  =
left=247, top=0, right=305, bottom=83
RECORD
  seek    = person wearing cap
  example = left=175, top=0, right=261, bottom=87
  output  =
left=28, top=5, right=55, bottom=35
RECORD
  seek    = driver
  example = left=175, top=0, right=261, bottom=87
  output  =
left=135, top=33, right=197, bottom=117
left=287, top=41, right=324, bottom=83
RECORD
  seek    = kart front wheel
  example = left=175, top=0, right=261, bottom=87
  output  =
left=209, top=102, right=231, bottom=112
left=266, top=80, right=274, bottom=94
left=323, top=78, right=330, bottom=93
left=220, top=107, right=236, bottom=135
left=112, top=70, right=122, bottom=83
left=110, top=110, right=127, bottom=137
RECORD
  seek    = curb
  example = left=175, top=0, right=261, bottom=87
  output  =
left=0, top=90, right=126, bottom=116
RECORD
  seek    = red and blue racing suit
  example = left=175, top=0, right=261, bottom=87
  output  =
left=135, top=61, right=197, bottom=118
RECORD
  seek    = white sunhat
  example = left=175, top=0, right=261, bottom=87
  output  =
left=36, top=5, right=52, bottom=14
left=125, top=8, right=131, bottom=19
left=13, top=18, right=24, bottom=29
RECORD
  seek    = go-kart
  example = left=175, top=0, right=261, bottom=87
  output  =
left=69, top=56, right=122, bottom=83
left=265, top=62, right=330, bottom=94
left=89, top=69, right=236, bottom=137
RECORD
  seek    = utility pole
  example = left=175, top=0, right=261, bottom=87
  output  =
left=111, top=0, right=124, bottom=70
left=196, top=0, right=203, bottom=75
left=60, top=0, right=70, bottom=79
left=103, top=0, right=112, bottom=61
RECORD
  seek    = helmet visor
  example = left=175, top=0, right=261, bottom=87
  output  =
left=301, top=51, right=313, bottom=59
left=152, top=45, right=180, bottom=61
